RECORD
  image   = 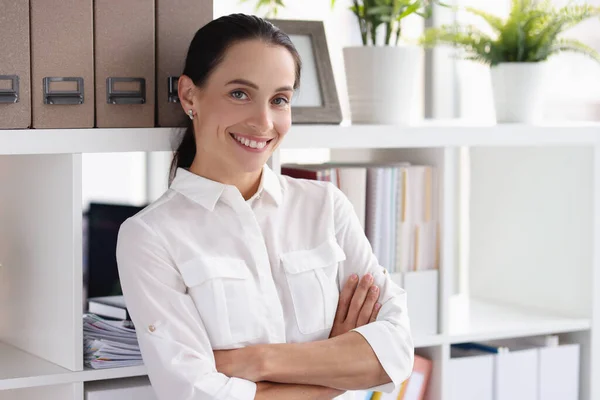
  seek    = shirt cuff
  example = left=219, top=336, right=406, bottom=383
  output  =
left=351, top=321, right=414, bottom=393
left=229, top=377, right=257, bottom=400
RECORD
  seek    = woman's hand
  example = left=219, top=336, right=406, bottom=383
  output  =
left=329, top=273, right=381, bottom=338
left=214, top=273, right=381, bottom=380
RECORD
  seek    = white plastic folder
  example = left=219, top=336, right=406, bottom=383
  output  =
left=449, top=348, right=494, bottom=400
left=494, top=347, right=538, bottom=400
left=538, top=343, right=580, bottom=400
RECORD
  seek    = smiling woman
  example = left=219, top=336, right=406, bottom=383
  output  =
left=116, top=13, right=414, bottom=400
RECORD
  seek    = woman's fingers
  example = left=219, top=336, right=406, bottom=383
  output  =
left=346, top=274, right=373, bottom=324
left=370, top=302, right=382, bottom=323
left=357, top=285, right=380, bottom=327
left=334, top=274, right=359, bottom=323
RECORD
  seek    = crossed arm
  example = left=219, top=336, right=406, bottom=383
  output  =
left=214, top=274, right=390, bottom=399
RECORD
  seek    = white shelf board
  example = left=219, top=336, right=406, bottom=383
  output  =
left=0, top=128, right=177, bottom=155
left=1, top=121, right=599, bottom=155
left=284, top=121, right=600, bottom=149
left=80, top=365, right=147, bottom=383
left=0, top=341, right=70, bottom=390
left=448, top=298, right=591, bottom=344
left=0, top=342, right=146, bottom=390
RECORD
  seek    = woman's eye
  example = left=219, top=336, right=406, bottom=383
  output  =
left=273, top=97, right=289, bottom=106
left=231, top=90, right=248, bottom=100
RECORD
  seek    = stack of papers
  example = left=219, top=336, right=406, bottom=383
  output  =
left=83, top=313, right=143, bottom=369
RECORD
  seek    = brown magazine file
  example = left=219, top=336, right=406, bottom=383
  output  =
left=0, top=0, right=30, bottom=129
left=156, top=0, right=213, bottom=127
left=30, top=0, right=94, bottom=128
left=94, top=0, right=155, bottom=128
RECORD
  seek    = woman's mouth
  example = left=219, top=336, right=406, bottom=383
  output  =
left=230, top=132, right=273, bottom=151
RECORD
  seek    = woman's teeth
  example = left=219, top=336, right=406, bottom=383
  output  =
left=232, top=133, right=268, bottom=149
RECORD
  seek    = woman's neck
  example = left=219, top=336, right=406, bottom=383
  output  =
left=188, top=160, right=262, bottom=201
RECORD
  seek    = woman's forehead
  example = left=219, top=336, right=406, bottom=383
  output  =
left=212, top=40, right=296, bottom=87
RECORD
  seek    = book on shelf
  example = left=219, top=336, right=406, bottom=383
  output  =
left=281, top=162, right=440, bottom=274
left=282, top=163, right=368, bottom=229
left=88, top=295, right=130, bottom=321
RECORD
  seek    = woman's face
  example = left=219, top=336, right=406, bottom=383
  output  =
left=184, top=39, right=296, bottom=176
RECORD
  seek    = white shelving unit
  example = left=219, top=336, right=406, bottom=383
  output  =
left=1, top=122, right=599, bottom=400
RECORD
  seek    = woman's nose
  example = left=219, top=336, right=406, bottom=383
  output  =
left=247, top=104, right=274, bottom=132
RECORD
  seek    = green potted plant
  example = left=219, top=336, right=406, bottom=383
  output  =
left=333, top=0, right=444, bottom=124
left=420, top=0, right=600, bottom=123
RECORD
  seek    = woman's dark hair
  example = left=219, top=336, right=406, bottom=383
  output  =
left=169, top=13, right=302, bottom=183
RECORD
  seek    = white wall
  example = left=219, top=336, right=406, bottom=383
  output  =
left=82, top=153, right=147, bottom=210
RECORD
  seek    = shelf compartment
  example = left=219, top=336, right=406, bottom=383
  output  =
left=0, top=154, right=83, bottom=372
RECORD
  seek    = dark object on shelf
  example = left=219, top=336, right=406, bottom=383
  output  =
left=85, top=202, right=146, bottom=299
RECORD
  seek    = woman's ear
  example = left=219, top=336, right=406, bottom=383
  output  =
left=178, top=75, right=196, bottom=115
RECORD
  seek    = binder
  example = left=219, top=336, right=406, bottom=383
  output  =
left=538, top=343, right=579, bottom=400
left=94, top=0, right=155, bottom=127
left=389, top=270, right=438, bottom=335
left=156, top=0, right=213, bottom=127
left=494, top=347, right=538, bottom=400
left=525, top=336, right=579, bottom=400
left=455, top=341, right=538, bottom=400
left=0, top=0, right=30, bottom=129
left=449, top=347, right=494, bottom=400
left=30, top=0, right=94, bottom=128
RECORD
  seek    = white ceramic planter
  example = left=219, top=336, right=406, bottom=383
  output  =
left=490, top=62, right=547, bottom=124
left=343, top=46, right=422, bottom=125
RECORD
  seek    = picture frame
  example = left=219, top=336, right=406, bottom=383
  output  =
left=267, top=19, right=342, bottom=125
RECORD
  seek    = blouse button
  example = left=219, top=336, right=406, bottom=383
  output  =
left=148, top=324, right=156, bottom=333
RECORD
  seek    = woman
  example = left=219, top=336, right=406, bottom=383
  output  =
left=116, top=13, right=414, bottom=400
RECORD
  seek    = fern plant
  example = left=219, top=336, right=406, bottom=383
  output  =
left=420, top=0, right=600, bottom=66
left=332, top=0, right=447, bottom=45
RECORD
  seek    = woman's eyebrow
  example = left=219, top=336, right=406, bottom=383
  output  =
left=226, top=78, right=294, bottom=92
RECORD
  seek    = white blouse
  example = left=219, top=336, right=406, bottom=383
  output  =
left=116, top=164, right=414, bottom=400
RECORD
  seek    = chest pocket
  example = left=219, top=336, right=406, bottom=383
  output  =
left=178, top=256, right=260, bottom=347
left=281, top=238, right=346, bottom=335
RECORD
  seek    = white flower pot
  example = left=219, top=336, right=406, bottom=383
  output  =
left=491, top=62, right=547, bottom=124
left=343, top=46, right=422, bottom=125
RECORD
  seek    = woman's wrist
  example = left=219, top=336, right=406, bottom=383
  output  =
left=255, top=343, right=274, bottom=382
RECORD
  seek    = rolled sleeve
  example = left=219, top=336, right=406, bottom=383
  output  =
left=116, top=216, right=257, bottom=400
left=332, top=185, right=415, bottom=393
left=352, top=319, right=414, bottom=392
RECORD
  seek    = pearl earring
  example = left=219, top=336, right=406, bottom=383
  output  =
left=187, top=109, right=194, bottom=120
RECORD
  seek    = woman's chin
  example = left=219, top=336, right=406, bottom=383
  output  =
left=237, top=157, right=269, bottom=174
